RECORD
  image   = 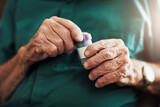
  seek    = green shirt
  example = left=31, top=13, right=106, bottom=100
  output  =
left=0, top=0, right=146, bottom=106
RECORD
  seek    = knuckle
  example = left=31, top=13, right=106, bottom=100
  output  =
left=39, top=26, right=47, bottom=33
left=34, top=34, right=44, bottom=44
left=120, top=67, right=127, bottom=76
left=123, top=46, right=129, bottom=55
left=52, top=22, right=60, bottom=29
left=119, top=78, right=128, bottom=84
left=117, top=39, right=124, bottom=45
left=33, top=38, right=42, bottom=44
left=123, top=56, right=129, bottom=64
left=121, top=69, right=127, bottom=76
left=50, top=16, right=58, bottom=20
left=99, top=40, right=106, bottom=46
left=101, top=50, right=111, bottom=59
left=99, top=40, right=110, bottom=47
left=34, top=47, right=43, bottom=55
left=50, top=46, right=57, bottom=54
left=111, top=61, right=118, bottom=70
left=43, top=19, right=50, bottom=25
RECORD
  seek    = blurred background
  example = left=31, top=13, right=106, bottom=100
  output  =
left=0, top=0, right=7, bottom=20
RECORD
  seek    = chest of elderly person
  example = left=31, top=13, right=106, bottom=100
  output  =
left=1, top=0, right=144, bottom=106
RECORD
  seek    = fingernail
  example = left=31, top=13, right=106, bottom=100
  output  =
left=85, top=51, right=90, bottom=56
left=95, top=83, right=100, bottom=88
left=84, top=62, right=88, bottom=68
left=89, top=74, right=93, bottom=80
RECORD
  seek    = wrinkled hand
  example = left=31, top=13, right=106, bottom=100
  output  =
left=83, top=39, right=143, bottom=88
left=21, top=16, right=83, bottom=63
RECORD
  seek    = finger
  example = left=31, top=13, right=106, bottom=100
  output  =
left=118, top=64, right=134, bottom=85
left=95, top=70, right=121, bottom=88
left=88, top=54, right=127, bottom=81
left=89, top=69, right=108, bottom=81
left=84, top=46, right=128, bottom=69
left=51, top=16, right=83, bottom=42
left=95, top=63, right=130, bottom=88
left=47, top=34, right=64, bottom=54
left=84, top=39, right=124, bottom=57
left=41, top=36, right=58, bottom=57
left=44, top=18, right=74, bottom=54
left=41, top=25, right=64, bottom=54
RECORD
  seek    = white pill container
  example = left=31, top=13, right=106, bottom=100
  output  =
left=76, top=33, right=92, bottom=64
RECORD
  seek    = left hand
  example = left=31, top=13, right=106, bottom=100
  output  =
left=83, top=39, right=143, bottom=88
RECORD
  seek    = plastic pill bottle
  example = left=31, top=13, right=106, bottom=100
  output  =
left=76, top=33, right=92, bottom=64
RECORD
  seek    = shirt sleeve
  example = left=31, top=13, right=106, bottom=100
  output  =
left=0, top=0, right=16, bottom=64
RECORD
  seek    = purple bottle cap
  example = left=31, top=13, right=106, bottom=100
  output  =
left=82, top=33, right=92, bottom=42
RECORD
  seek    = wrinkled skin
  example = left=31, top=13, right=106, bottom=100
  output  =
left=22, top=16, right=83, bottom=63
left=22, top=16, right=143, bottom=88
left=83, top=39, right=143, bottom=88
left=0, top=16, right=84, bottom=103
left=0, top=16, right=160, bottom=104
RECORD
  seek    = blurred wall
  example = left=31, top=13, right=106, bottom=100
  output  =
left=0, top=0, right=7, bottom=20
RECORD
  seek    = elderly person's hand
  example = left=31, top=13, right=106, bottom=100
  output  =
left=21, top=16, right=83, bottom=63
left=0, top=16, right=84, bottom=103
left=83, top=39, right=144, bottom=88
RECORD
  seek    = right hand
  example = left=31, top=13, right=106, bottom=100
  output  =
left=20, top=16, right=83, bottom=64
